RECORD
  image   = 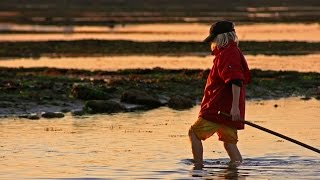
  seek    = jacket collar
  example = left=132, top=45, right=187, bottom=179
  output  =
left=211, top=41, right=237, bottom=56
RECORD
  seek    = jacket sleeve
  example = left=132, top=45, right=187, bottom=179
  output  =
left=217, top=51, right=245, bottom=84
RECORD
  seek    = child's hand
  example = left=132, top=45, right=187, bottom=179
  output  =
left=230, top=106, right=241, bottom=121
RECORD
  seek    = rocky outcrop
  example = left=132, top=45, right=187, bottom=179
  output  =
left=85, top=100, right=126, bottom=114
left=41, top=112, right=65, bottom=118
left=168, top=95, right=194, bottom=110
left=120, top=90, right=162, bottom=109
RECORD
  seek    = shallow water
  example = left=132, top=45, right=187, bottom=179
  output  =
left=0, top=98, right=319, bottom=179
left=1, top=54, right=319, bottom=72
left=1, top=23, right=320, bottom=42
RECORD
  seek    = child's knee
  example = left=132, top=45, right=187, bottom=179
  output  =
left=188, top=127, right=196, bottom=138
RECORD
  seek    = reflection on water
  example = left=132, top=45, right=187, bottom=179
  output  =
left=0, top=23, right=319, bottom=42
left=0, top=98, right=319, bottom=179
left=0, top=54, right=319, bottom=72
left=188, top=156, right=320, bottom=179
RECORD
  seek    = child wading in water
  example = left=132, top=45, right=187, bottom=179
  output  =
left=188, top=21, right=251, bottom=168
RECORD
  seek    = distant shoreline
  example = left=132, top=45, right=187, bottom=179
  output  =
left=1, top=0, right=319, bottom=25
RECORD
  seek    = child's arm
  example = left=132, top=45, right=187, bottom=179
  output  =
left=230, top=84, right=241, bottom=121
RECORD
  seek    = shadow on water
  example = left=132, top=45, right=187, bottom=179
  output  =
left=191, top=165, right=245, bottom=180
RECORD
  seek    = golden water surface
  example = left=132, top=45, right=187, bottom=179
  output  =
left=0, top=54, right=319, bottom=72
left=0, top=23, right=319, bottom=42
left=0, top=98, right=319, bottom=179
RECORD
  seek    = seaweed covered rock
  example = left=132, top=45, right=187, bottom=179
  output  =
left=120, top=90, right=162, bottom=109
left=71, top=84, right=111, bottom=100
left=168, top=95, right=194, bottom=110
left=85, top=100, right=126, bottom=114
left=0, top=101, right=15, bottom=108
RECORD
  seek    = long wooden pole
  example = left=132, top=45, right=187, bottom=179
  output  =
left=218, top=111, right=320, bottom=154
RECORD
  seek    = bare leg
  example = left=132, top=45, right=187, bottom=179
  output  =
left=188, top=128, right=203, bottom=168
left=223, top=142, right=242, bottom=163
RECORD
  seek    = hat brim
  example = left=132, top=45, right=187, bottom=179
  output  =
left=203, top=34, right=216, bottom=43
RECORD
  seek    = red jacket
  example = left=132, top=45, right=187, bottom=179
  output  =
left=198, top=41, right=251, bottom=130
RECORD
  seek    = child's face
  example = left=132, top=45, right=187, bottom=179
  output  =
left=210, top=42, right=217, bottom=51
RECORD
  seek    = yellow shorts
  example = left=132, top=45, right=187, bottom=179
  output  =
left=190, top=117, right=238, bottom=144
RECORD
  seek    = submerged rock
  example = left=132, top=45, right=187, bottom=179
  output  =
left=18, top=113, right=40, bottom=120
left=300, top=96, right=311, bottom=100
left=41, top=112, right=65, bottom=118
left=71, top=84, right=111, bottom=100
left=120, top=90, right=162, bottom=109
left=168, top=95, right=194, bottom=110
left=85, top=100, right=126, bottom=114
